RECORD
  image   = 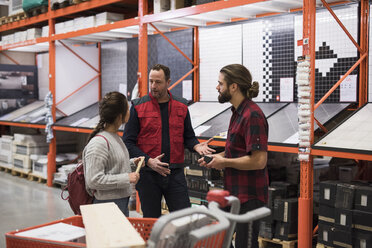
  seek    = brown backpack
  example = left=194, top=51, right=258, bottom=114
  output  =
left=61, top=135, right=109, bottom=215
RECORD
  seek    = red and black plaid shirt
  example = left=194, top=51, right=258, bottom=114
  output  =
left=224, top=98, right=269, bottom=204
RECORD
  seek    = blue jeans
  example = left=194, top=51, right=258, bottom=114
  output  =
left=93, top=197, right=130, bottom=217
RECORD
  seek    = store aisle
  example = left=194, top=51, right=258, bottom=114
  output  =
left=0, top=170, right=143, bottom=247
left=0, top=171, right=73, bottom=247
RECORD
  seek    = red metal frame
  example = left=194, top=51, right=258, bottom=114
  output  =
left=0, top=37, right=49, bottom=51
left=0, top=51, right=20, bottom=64
left=298, top=0, right=315, bottom=247
left=0, top=121, right=45, bottom=129
left=359, top=0, right=369, bottom=107
left=47, top=0, right=56, bottom=187
left=193, top=27, right=200, bottom=101
left=58, top=40, right=99, bottom=72
left=56, top=74, right=100, bottom=106
left=148, top=23, right=198, bottom=97
left=315, top=53, right=367, bottom=110
left=138, top=0, right=148, bottom=97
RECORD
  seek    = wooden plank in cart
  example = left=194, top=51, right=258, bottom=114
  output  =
left=81, top=202, right=146, bottom=248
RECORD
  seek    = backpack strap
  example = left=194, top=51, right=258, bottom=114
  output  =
left=95, top=134, right=110, bottom=150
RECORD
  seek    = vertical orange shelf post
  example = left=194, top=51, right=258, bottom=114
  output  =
left=136, top=0, right=149, bottom=212
left=193, top=27, right=200, bottom=102
left=138, top=0, right=148, bottom=97
left=47, top=0, right=56, bottom=187
left=359, top=0, right=369, bottom=107
left=298, top=0, right=315, bottom=247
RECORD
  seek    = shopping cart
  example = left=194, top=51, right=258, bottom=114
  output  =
left=147, top=190, right=271, bottom=248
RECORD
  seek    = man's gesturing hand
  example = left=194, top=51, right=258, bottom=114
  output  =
left=147, top=153, right=170, bottom=177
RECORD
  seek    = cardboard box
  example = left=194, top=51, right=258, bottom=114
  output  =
left=73, top=17, right=85, bottom=31
left=319, top=204, right=335, bottom=225
left=274, top=221, right=297, bottom=241
left=170, top=0, right=184, bottom=10
left=318, top=222, right=335, bottom=247
left=83, top=16, right=95, bottom=29
left=335, top=183, right=356, bottom=210
left=259, top=219, right=276, bottom=239
left=353, top=230, right=372, bottom=248
left=95, top=12, right=124, bottom=26
left=63, top=20, right=74, bottom=33
left=273, top=198, right=298, bottom=223
left=27, top=28, right=42, bottom=40
left=30, top=155, right=48, bottom=179
left=13, top=154, right=32, bottom=172
left=353, top=210, right=372, bottom=233
left=339, top=165, right=358, bottom=183
left=320, top=181, right=338, bottom=207
left=333, top=227, right=353, bottom=248
left=41, top=26, right=49, bottom=37
left=154, top=0, right=170, bottom=13
left=268, top=186, right=286, bottom=209
left=335, top=208, right=353, bottom=230
left=55, top=22, right=65, bottom=34
left=354, top=185, right=372, bottom=213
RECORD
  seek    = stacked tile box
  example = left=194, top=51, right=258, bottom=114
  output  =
left=0, top=135, right=14, bottom=169
left=318, top=181, right=372, bottom=248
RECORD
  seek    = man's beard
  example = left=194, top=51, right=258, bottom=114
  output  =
left=218, top=90, right=232, bottom=103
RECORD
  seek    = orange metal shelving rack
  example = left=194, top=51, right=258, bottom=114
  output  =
left=0, top=1, right=370, bottom=247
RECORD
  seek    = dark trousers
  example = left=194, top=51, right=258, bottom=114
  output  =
left=234, top=199, right=265, bottom=248
left=93, top=197, right=130, bottom=217
left=136, top=168, right=191, bottom=218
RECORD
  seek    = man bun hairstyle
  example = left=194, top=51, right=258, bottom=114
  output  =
left=87, top=91, right=128, bottom=143
left=220, top=64, right=259, bottom=99
left=151, top=64, right=170, bottom=82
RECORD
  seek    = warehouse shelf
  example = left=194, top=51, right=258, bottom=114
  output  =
left=0, top=1, right=370, bottom=247
left=50, top=0, right=135, bottom=19
left=0, top=13, right=49, bottom=32
left=313, top=103, right=372, bottom=158
left=52, top=19, right=139, bottom=42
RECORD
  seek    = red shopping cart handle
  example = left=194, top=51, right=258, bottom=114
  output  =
left=207, top=190, right=230, bottom=208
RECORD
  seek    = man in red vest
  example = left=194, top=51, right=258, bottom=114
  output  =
left=123, top=64, right=214, bottom=218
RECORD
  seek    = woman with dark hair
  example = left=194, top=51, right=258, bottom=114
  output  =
left=83, top=91, right=143, bottom=216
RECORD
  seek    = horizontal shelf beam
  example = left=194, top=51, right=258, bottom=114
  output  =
left=0, top=121, right=45, bottom=129
left=52, top=18, right=139, bottom=41
left=0, top=37, right=49, bottom=51
left=53, top=125, right=93, bottom=133
left=312, top=148, right=372, bottom=161
left=53, top=125, right=123, bottom=136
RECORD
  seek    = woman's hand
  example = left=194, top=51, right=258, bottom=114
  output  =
left=129, top=172, right=140, bottom=184
left=134, top=156, right=146, bottom=167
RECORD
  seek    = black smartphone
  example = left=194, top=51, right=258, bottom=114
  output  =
left=203, top=155, right=213, bottom=163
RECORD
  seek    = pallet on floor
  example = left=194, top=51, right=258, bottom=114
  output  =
left=258, top=236, right=297, bottom=248
left=11, top=167, right=30, bottom=178
left=28, top=173, right=47, bottom=184
left=0, top=164, right=12, bottom=173
left=316, top=243, right=334, bottom=248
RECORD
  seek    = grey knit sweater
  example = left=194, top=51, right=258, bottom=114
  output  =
left=83, top=131, right=135, bottom=200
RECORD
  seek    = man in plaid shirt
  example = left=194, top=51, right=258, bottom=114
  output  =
left=199, top=64, right=269, bottom=248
